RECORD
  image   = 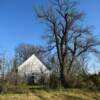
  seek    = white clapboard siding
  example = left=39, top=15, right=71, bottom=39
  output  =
left=18, top=54, right=50, bottom=77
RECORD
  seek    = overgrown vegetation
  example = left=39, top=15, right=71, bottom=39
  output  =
left=0, top=71, right=100, bottom=94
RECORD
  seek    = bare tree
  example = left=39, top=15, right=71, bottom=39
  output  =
left=15, top=43, right=44, bottom=66
left=0, top=52, right=7, bottom=93
left=35, top=0, right=100, bottom=86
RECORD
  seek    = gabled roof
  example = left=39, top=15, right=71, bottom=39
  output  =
left=18, top=54, right=50, bottom=76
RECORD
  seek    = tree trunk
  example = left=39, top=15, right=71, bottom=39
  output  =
left=59, top=63, right=67, bottom=87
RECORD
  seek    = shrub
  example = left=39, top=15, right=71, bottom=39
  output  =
left=47, top=72, right=60, bottom=89
left=88, top=74, right=100, bottom=90
left=2, top=83, right=30, bottom=94
left=0, top=84, right=3, bottom=93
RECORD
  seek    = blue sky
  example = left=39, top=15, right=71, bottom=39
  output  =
left=0, top=0, right=45, bottom=54
left=0, top=0, right=100, bottom=72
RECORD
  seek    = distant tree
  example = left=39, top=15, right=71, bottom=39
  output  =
left=35, top=0, right=100, bottom=86
left=0, top=59, right=2, bottom=70
left=15, top=43, right=44, bottom=66
left=0, top=52, right=7, bottom=93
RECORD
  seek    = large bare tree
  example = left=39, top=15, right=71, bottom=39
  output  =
left=35, top=0, right=100, bottom=86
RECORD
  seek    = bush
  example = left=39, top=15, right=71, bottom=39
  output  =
left=0, top=84, right=3, bottom=93
left=0, top=83, right=30, bottom=94
left=87, top=74, right=100, bottom=90
left=67, top=73, right=100, bottom=90
left=47, top=72, right=60, bottom=89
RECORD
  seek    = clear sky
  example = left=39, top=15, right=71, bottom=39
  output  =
left=0, top=0, right=100, bottom=72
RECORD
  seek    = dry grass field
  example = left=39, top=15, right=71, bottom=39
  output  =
left=0, top=89, right=100, bottom=100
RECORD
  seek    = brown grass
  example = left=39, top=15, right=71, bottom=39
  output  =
left=0, top=89, right=100, bottom=100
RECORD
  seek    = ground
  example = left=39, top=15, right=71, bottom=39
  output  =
left=0, top=89, right=100, bottom=100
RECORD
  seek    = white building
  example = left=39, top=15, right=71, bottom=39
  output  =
left=18, top=54, right=50, bottom=82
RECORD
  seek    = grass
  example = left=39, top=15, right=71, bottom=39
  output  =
left=0, top=89, right=100, bottom=100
